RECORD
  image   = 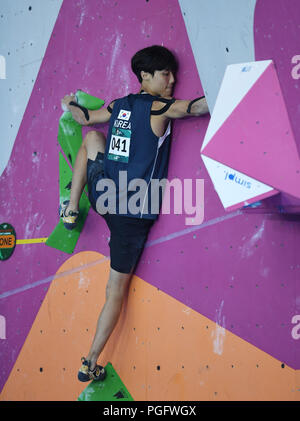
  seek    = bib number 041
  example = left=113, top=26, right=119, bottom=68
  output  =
left=108, top=128, right=131, bottom=163
left=111, top=136, right=128, bottom=153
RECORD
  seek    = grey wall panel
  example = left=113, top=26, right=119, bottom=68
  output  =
left=179, top=0, right=257, bottom=113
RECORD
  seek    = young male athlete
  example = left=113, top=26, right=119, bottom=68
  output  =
left=60, top=45, right=209, bottom=382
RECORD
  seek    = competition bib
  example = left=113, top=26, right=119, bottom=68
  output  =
left=108, top=110, right=132, bottom=163
left=108, top=127, right=131, bottom=163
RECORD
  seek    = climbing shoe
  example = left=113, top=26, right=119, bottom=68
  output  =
left=78, top=357, right=106, bottom=382
left=59, top=200, right=79, bottom=230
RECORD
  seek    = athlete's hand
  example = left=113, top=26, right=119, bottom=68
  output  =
left=61, top=92, right=76, bottom=111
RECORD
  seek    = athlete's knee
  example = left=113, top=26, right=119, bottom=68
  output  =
left=105, top=284, right=124, bottom=307
left=84, top=130, right=105, bottom=146
left=83, top=130, right=106, bottom=159
left=105, top=270, right=131, bottom=302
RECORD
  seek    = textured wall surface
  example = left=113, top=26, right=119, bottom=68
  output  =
left=179, top=0, right=257, bottom=113
left=0, top=0, right=63, bottom=177
left=0, top=0, right=299, bottom=401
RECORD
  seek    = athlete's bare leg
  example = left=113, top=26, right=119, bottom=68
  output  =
left=86, top=267, right=133, bottom=370
left=66, top=130, right=106, bottom=214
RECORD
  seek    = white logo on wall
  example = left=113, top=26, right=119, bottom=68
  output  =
left=0, top=55, right=6, bottom=79
left=224, top=170, right=251, bottom=189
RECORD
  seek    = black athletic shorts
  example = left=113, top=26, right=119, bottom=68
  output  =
left=87, top=152, right=154, bottom=274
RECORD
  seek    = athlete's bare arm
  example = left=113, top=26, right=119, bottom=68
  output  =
left=150, top=96, right=209, bottom=137
left=61, top=94, right=113, bottom=125
left=165, top=96, right=209, bottom=119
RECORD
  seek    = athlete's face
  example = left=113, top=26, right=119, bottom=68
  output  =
left=143, top=69, right=176, bottom=97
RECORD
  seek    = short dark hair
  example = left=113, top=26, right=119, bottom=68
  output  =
left=131, top=45, right=178, bottom=83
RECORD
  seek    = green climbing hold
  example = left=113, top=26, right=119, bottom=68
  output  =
left=46, top=91, right=104, bottom=254
left=76, top=89, right=105, bottom=110
left=45, top=153, right=91, bottom=254
left=58, top=112, right=82, bottom=167
left=78, top=362, right=134, bottom=401
left=58, top=90, right=105, bottom=167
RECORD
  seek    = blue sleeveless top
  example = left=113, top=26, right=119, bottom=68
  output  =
left=99, top=93, right=172, bottom=220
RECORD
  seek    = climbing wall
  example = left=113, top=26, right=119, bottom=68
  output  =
left=0, top=0, right=299, bottom=401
